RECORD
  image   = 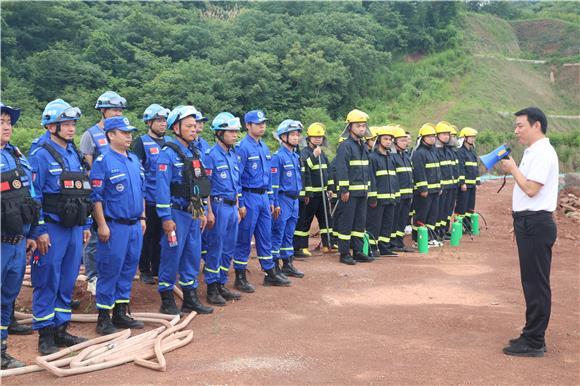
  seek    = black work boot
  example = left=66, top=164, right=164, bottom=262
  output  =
left=339, top=253, right=357, bottom=265
left=263, top=268, right=292, bottom=287
left=112, top=303, right=144, bottom=329
left=274, top=259, right=288, bottom=280
left=140, top=272, right=156, bottom=285
left=369, top=247, right=380, bottom=260
left=182, top=287, right=213, bottom=314
left=54, top=322, right=87, bottom=347
left=234, top=269, right=255, bottom=293
left=281, top=257, right=304, bottom=278
left=379, top=246, right=398, bottom=257
left=70, top=299, right=81, bottom=310
left=218, top=283, right=241, bottom=301
left=1, top=339, right=25, bottom=370
left=206, top=282, right=226, bottom=306
left=96, top=309, right=118, bottom=335
left=354, top=251, right=373, bottom=263
left=159, top=290, right=180, bottom=315
left=8, top=305, right=32, bottom=335
left=38, top=326, right=59, bottom=355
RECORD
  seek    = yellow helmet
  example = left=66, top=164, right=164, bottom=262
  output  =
left=435, top=121, right=453, bottom=134
left=367, top=126, right=380, bottom=140
left=379, top=125, right=397, bottom=137
left=306, top=122, right=326, bottom=137
left=450, top=125, right=458, bottom=135
left=459, top=127, right=478, bottom=138
left=392, top=125, right=406, bottom=138
left=345, top=109, right=369, bottom=124
left=418, top=123, right=436, bottom=137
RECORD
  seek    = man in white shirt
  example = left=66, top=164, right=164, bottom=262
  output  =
left=500, top=107, right=559, bottom=358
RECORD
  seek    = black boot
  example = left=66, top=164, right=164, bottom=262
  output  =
left=70, top=299, right=81, bottom=310
left=182, top=287, right=213, bottom=314
left=263, top=268, right=292, bottom=287
left=274, top=259, right=288, bottom=280
left=218, top=283, right=241, bottom=301
left=8, top=304, right=32, bottom=335
left=368, top=247, right=379, bottom=260
left=206, top=283, right=226, bottom=306
left=354, top=251, right=373, bottom=263
left=1, top=339, right=25, bottom=370
left=54, top=322, right=87, bottom=347
left=38, top=326, right=59, bottom=355
left=96, top=309, right=118, bottom=335
left=379, top=246, right=398, bottom=257
left=281, top=257, right=304, bottom=278
left=159, top=291, right=180, bottom=315
left=234, top=269, right=255, bottom=293
left=112, top=303, right=144, bottom=329
left=339, top=253, right=357, bottom=265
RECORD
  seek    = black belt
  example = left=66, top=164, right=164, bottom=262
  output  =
left=171, top=204, right=190, bottom=212
left=512, top=210, right=552, bottom=219
left=243, top=188, right=267, bottom=195
left=105, top=217, right=139, bottom=225
left=281, top=192, right=299, bottom=200
left=1, top=234, right=25, bottom=244
left=212, top=197, right=237, bottom=206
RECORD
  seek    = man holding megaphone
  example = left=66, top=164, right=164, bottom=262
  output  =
left=499, top=107, right=559, bottom=358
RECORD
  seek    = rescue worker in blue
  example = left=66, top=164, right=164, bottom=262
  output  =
left=434, top=121, right=457, bottom=240
left=271, top=120, right=304, bottom=279
left=80, top=91, right=127, bottom=297
left=201, top=112, right=243, bottom=306
left=90, top=116, right=146, bottom=335
left=192, top=109, right=211, bottom=155
left=334, top=109, right=373, bottom=265
left=155, top=105, right=213, bottom=315
left=456, top=127, right=480, bottom=233
left=234, top=110, right=291, bottom=290
left=1, top=102, right=39, bottom=369
left=30, top=99, right=92, bottom=355
left=294, top=122, right=333, bottom=257
left=390, top=126, right=415, bottom=252
left=366, top=126, right=400, bottom=258
left=131, top=104, right=171, bottom=285
left=411, top=123, right=443, bottom=246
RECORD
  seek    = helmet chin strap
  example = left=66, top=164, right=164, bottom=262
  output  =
left=281, top=133, right=298, bottom=149
left=215, top=130, right=233, bottom=150
left=350, top=125, right=366, bottom=139
left=148, top=122, right=165, bottom=138
left=174, top=121, right=191, bottom=144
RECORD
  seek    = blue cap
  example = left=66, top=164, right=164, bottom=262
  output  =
left=244, top=110, right=268, bottom=124
left=0, top=102, right=21, bottom=126
left=104, top=116, right=137, bottom=132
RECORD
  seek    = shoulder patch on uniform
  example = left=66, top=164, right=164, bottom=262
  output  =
left=95, top=154, right=104, bottom=162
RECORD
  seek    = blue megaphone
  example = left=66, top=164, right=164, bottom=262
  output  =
left=480, top=144, right=511, bottom=170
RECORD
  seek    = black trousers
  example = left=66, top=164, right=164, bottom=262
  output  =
left=412, top=192, right=439, bottom=241
left=366, top=203, right=395, bottom=251
left=456, top=187, right=476, bottom=215
left=294, top=194, right=332, bottom=249
left=393, top=197, right=412, bottom=247
left=437, top=189, right=451, bottom=230
left=513, top=211, right=557, bottom=347
left=336, top=195, right=367, bottom=255
left=139, top=204, right=162, bottom=275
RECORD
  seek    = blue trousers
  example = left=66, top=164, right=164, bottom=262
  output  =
left=95, top=221, right=142, bottom=310
left=234, top=192, right=274, bottom=271
left=31, top=223, right=82, bottom=329
left=203, top=201, right=238, bottom=285
left=272, top=195, right=299, bottom=260
left=158, top=209, right=201, bottom=292
left=1, top=240, right=27, bottom=339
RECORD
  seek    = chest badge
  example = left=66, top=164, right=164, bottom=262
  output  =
left=12, top=180, right=22, bottom=189
left=116, top=183, right=125, bottom=192
left=75, top=180, right=83, bottom=189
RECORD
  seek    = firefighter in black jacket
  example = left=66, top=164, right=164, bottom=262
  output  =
left=390, top=125, right=414, bottom=252
left=456, top=127, right=480, bottom=232
left=449, top=125, right=461, bottom=228
left=411, top=123, right=442, bottom=246
left=334, top=109, right=373, bottom=265
left=434, top=121, right=457, bottom=240
left=294, top=122, right=332, bottom=257
left=366, top=126, right=399, bottom=258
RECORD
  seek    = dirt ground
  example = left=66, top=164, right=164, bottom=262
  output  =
left=5, top=180, right=580, bottom=385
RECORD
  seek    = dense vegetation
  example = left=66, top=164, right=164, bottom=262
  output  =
left=2, top=1, right=578, bottom=171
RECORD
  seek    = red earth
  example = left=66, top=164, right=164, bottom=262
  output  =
left=5, top=180, right=580, bottom=385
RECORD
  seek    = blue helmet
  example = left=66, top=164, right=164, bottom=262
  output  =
left=142, top=104, right=170, bottom=122
left=211, top=112, right=241, bottom=132
left=276, top=119, right=303, bottom=137
left=167, top=105, right=200, bottom=130
left=0, top=102, right=21, bottom=125
left=95, top=91, right=127, bottom=109
left=41, top=99, right=82, bottom=127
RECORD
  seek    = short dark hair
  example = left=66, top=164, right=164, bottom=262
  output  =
left=515, top=107, right=548, bottom=134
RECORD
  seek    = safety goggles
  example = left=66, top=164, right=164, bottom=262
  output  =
left=287, top=121, right=304, bottom=131
left=155, top=108, right=170, bottom=119
left=218, top=117, right=241, bottom=130
left=177, top=106, right=200, bottom=122
left=60, top=107, right=82, bottom=119
left=98, top=96, right=127, bottom=108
